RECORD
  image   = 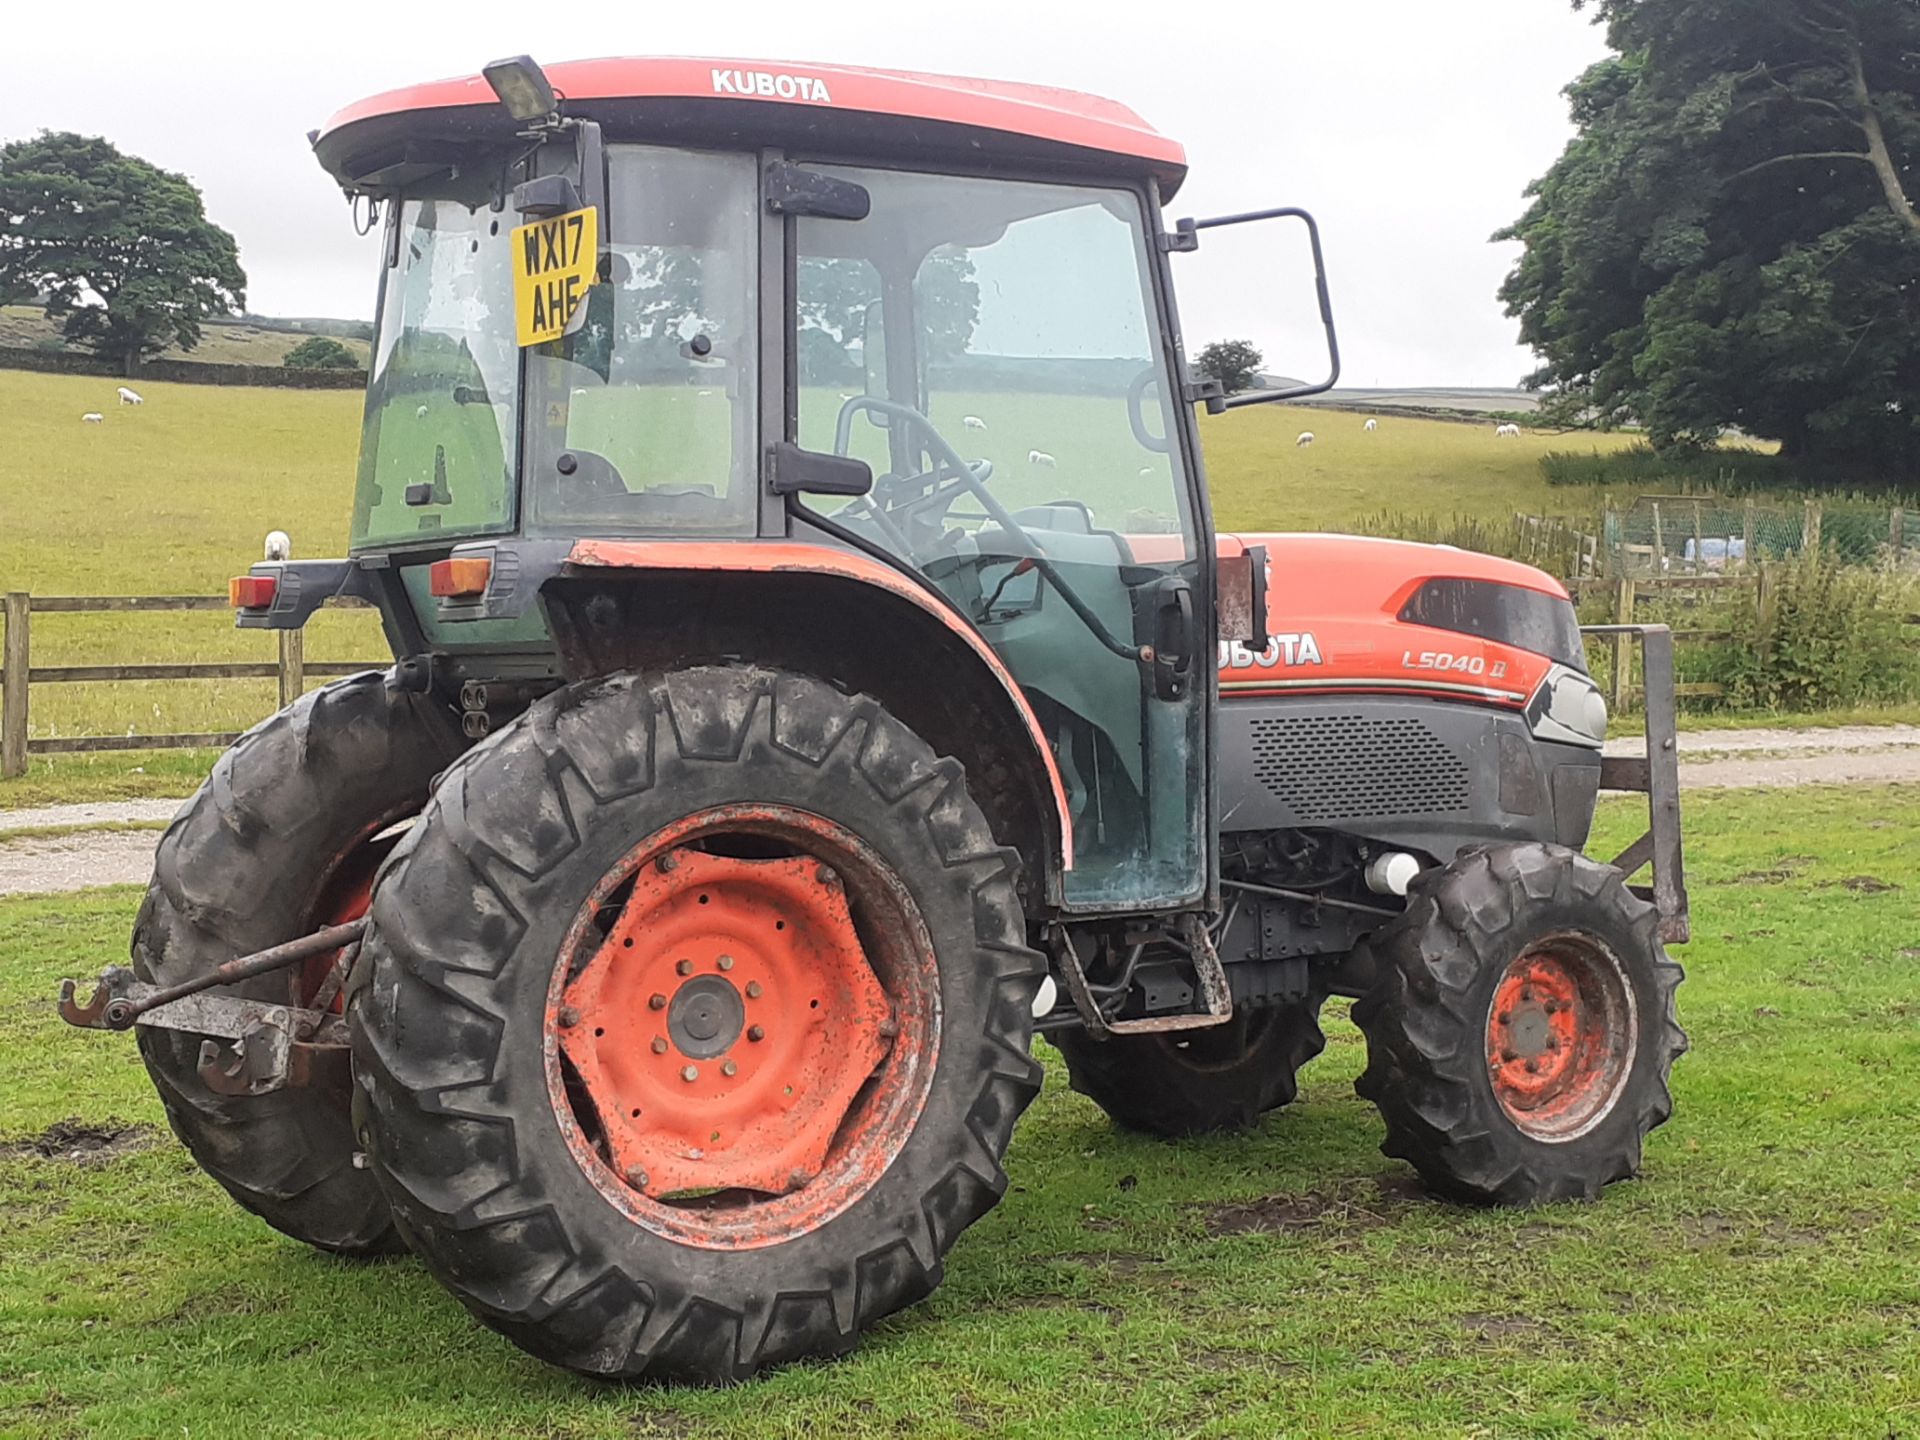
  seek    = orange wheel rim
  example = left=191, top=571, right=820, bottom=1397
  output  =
left=545, top=804, right=940, bottom=1250
left=300, top=824, right=406, bottom=1013
left=1485, top=934, right=1637, bottom=1142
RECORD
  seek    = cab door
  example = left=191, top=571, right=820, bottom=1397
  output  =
left=788, top=164, right=1214, bottom=913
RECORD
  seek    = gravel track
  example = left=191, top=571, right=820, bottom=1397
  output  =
left=3, top=726, right=1916, bottom=898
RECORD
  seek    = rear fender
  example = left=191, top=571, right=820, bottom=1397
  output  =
left=544, top=541, right=1072, bottom=908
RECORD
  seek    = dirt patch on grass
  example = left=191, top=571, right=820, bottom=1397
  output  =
left=1459, top=1311, right=1548, bottom=1339
left=1837, top=875, right=1900, bottom=894
left=1198, top=1177, right=1423, bottom=1237
left=1734, top=856, right=1816, bottom=885
left=4, top=1118, right=157, bottom=1163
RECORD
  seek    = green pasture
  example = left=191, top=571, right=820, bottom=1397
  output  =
left=1, top=784, right=1916, bottom=1437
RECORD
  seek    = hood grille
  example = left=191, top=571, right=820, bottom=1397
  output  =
left=1247, top=713, right=1470, bottom=821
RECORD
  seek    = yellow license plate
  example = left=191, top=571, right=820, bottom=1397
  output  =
left=511, top=206, right=598, bottom=347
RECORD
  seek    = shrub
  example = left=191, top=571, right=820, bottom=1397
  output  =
left=1708, top=552, right=1920, bottom=710
left=283, top=335, right=359, bottom=370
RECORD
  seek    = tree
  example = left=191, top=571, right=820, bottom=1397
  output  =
left=283, top=335, right=359, bottom=370
left=1500, top=0, right=1920, bottom=477
left=0, top=132, right=246, bottom=375
left=1195, top=339, right=1264, bottom=395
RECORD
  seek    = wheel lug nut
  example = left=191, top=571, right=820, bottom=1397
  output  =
left=626, top=1166, right=649, bottom=1190
left=1502, top=1049, right=1518, bottom=1063
left=651, top=1037, right=669, bottom=1055
left=676, top=958, right=694, bottom=977
left=656, top=853, right=678, bottom=874
left=648, top=993, right=667, bottom=1010
left=717, top=955, right=734, bottom=971
left=747, top=1025, right=765, bottom=1042
left=681, top=1065, right=699, bottom=1083
left=722, top=1060, right=738, bottom=1077
left=816, top=865, right=838, bottom=887
left=1497, top=1010, right=1512, bottom=1025
left=557, top=1006, right=582, bottom=1028
left=1525, top=1060, right=1541, bottom=1074
left=746, top=981, right=763, bottom=999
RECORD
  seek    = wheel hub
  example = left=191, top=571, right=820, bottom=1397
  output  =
left=554, top=845, right=896, bottom=1200
left=668, top=975, right=744, bottom=1058
left=1485, top=936, right=1637, bottom=1142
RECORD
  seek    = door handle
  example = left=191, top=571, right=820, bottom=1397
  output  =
left=1149, top=577, right=1195, bottom=701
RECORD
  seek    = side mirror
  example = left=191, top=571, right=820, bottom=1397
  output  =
left=1167, top=206, right=1340, bottom=413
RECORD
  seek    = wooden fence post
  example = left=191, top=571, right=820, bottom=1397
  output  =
left=1651, top=503, right=1666, bottom=573
left=1754, top=563, right=1775, bottom=670
left=277, top=628, right=305, bottom=710
left=2, top=592, right=28, bottom=779
left=1891, top=507, right=1905, bottom=564
left=1610, top=574, right=1636, bottom=711
left=1742, top=499, right=1756, bottom=569
left=1803, top=500, right=1822, bottom=554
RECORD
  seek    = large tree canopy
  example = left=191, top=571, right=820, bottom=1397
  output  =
left=0, top=132, right=246, bottom=373
left=1499, top=0, right=1920, bottom=476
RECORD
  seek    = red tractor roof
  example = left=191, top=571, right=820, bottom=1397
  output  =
left=315, top=57, right=1187, bottom=194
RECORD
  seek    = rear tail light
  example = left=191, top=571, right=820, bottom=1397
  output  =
left=229, top=575, right=278, bottom=609
left=429, top=556, right=493, bottom=598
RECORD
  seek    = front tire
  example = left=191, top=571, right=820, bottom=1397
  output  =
left=1352, top=843, right=1686, bottom=1205
left=349, top=666, right=1045, bottom=1382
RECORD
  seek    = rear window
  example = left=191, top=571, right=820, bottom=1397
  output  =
left=1398, top=578, right=1586, bottom=670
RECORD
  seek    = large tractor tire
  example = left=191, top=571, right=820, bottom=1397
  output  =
left=349, top=666, right=1046, bottom=1383
left=1351, top=843, right=1686, bottom=1206
left=1052, top=1001, right=1326, bottom=1137
left=131, top=671, right=463, bottom=1254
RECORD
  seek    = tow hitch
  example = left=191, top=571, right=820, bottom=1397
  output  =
left=58, top=920, right=364, bottom=1096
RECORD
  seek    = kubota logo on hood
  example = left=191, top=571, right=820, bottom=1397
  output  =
left=711, top=69, right=834, bottom=104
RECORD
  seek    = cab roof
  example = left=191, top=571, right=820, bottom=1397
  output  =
left=313, top=56, right=1187, bottom=198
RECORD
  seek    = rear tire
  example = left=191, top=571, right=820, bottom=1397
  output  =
left=1053, top=1001, right=1326, bottom=1137
left=1351, top=843, right=1686, bottom=1205
left=131, top=671, right=463, bottom=1254
left=349, top=666, right=1045, bottom=1382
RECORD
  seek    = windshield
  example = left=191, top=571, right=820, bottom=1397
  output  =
left=523, top=145, right=759, bottom=536
left=352, top=196, right=520, bottom=548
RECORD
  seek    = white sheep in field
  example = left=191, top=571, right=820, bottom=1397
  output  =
left=81, top=412, right=104, bottom=424
left=264, top=530, right=292, bottom=562
left=1364, top=418, right=1379, bottom=433
left=117, top=386, right=143, bottom=406
left=415, top=404, right=429, bottom=419
left=962, top=415, right=986, bottom=431
left=1495, top=422, right=1522, bottom=438
left=1028, top=449, right=1056, bottom=468
left=1295, top=431, right=1315, bottom=448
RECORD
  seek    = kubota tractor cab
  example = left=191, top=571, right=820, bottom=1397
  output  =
left=61, top=56, right=1688, bottom=1383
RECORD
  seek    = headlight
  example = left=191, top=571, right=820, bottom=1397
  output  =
left=1527, top=664, right=1607, bottom=748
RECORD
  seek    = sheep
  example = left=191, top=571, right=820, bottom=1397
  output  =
left=81, top=412, right=104, bottom=423
left=1364, top=418, right=1379, bottom=433
left=962, top=415, right=987, bottom=431
left=1028, top=449, right=1056, bottom=468
left=1295, top=431, right=1315, bottom=448
left=1495, top=422, right=1522, bottom=438
left=117, top=386, right=143, bottom=406
left=264, top=530, right=292, bottom=562
left=415, top=404, right=429, bottom=419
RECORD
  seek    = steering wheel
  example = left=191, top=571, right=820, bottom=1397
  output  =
left=831, top=395, right=1015, bottom=561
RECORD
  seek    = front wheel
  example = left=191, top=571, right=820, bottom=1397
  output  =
left=349, top=666, right=1045, bottom=1382
left=1352, top=843, right=1686, bottom=1205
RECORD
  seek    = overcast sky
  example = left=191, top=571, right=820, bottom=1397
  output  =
left=2, top=0, right=1612, bottom=387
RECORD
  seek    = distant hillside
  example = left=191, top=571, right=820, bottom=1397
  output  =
left=0, top=305, right=371, bottom=367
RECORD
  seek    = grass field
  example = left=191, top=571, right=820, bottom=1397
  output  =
left=0, top=307, right=370, bottom=368
left=1, top=783, right=1916, bottom=1437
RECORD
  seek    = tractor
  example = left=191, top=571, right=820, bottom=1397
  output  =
left=59, top=55, right=1688, bottom=1384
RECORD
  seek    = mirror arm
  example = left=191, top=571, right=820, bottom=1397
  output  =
left=1169, top=206, right=1341, bottom=408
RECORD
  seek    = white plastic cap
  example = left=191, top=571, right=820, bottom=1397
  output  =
left=1030, top=974, right=1059, bottom=1020
left=1365, top=852, right=1422, bottom=897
